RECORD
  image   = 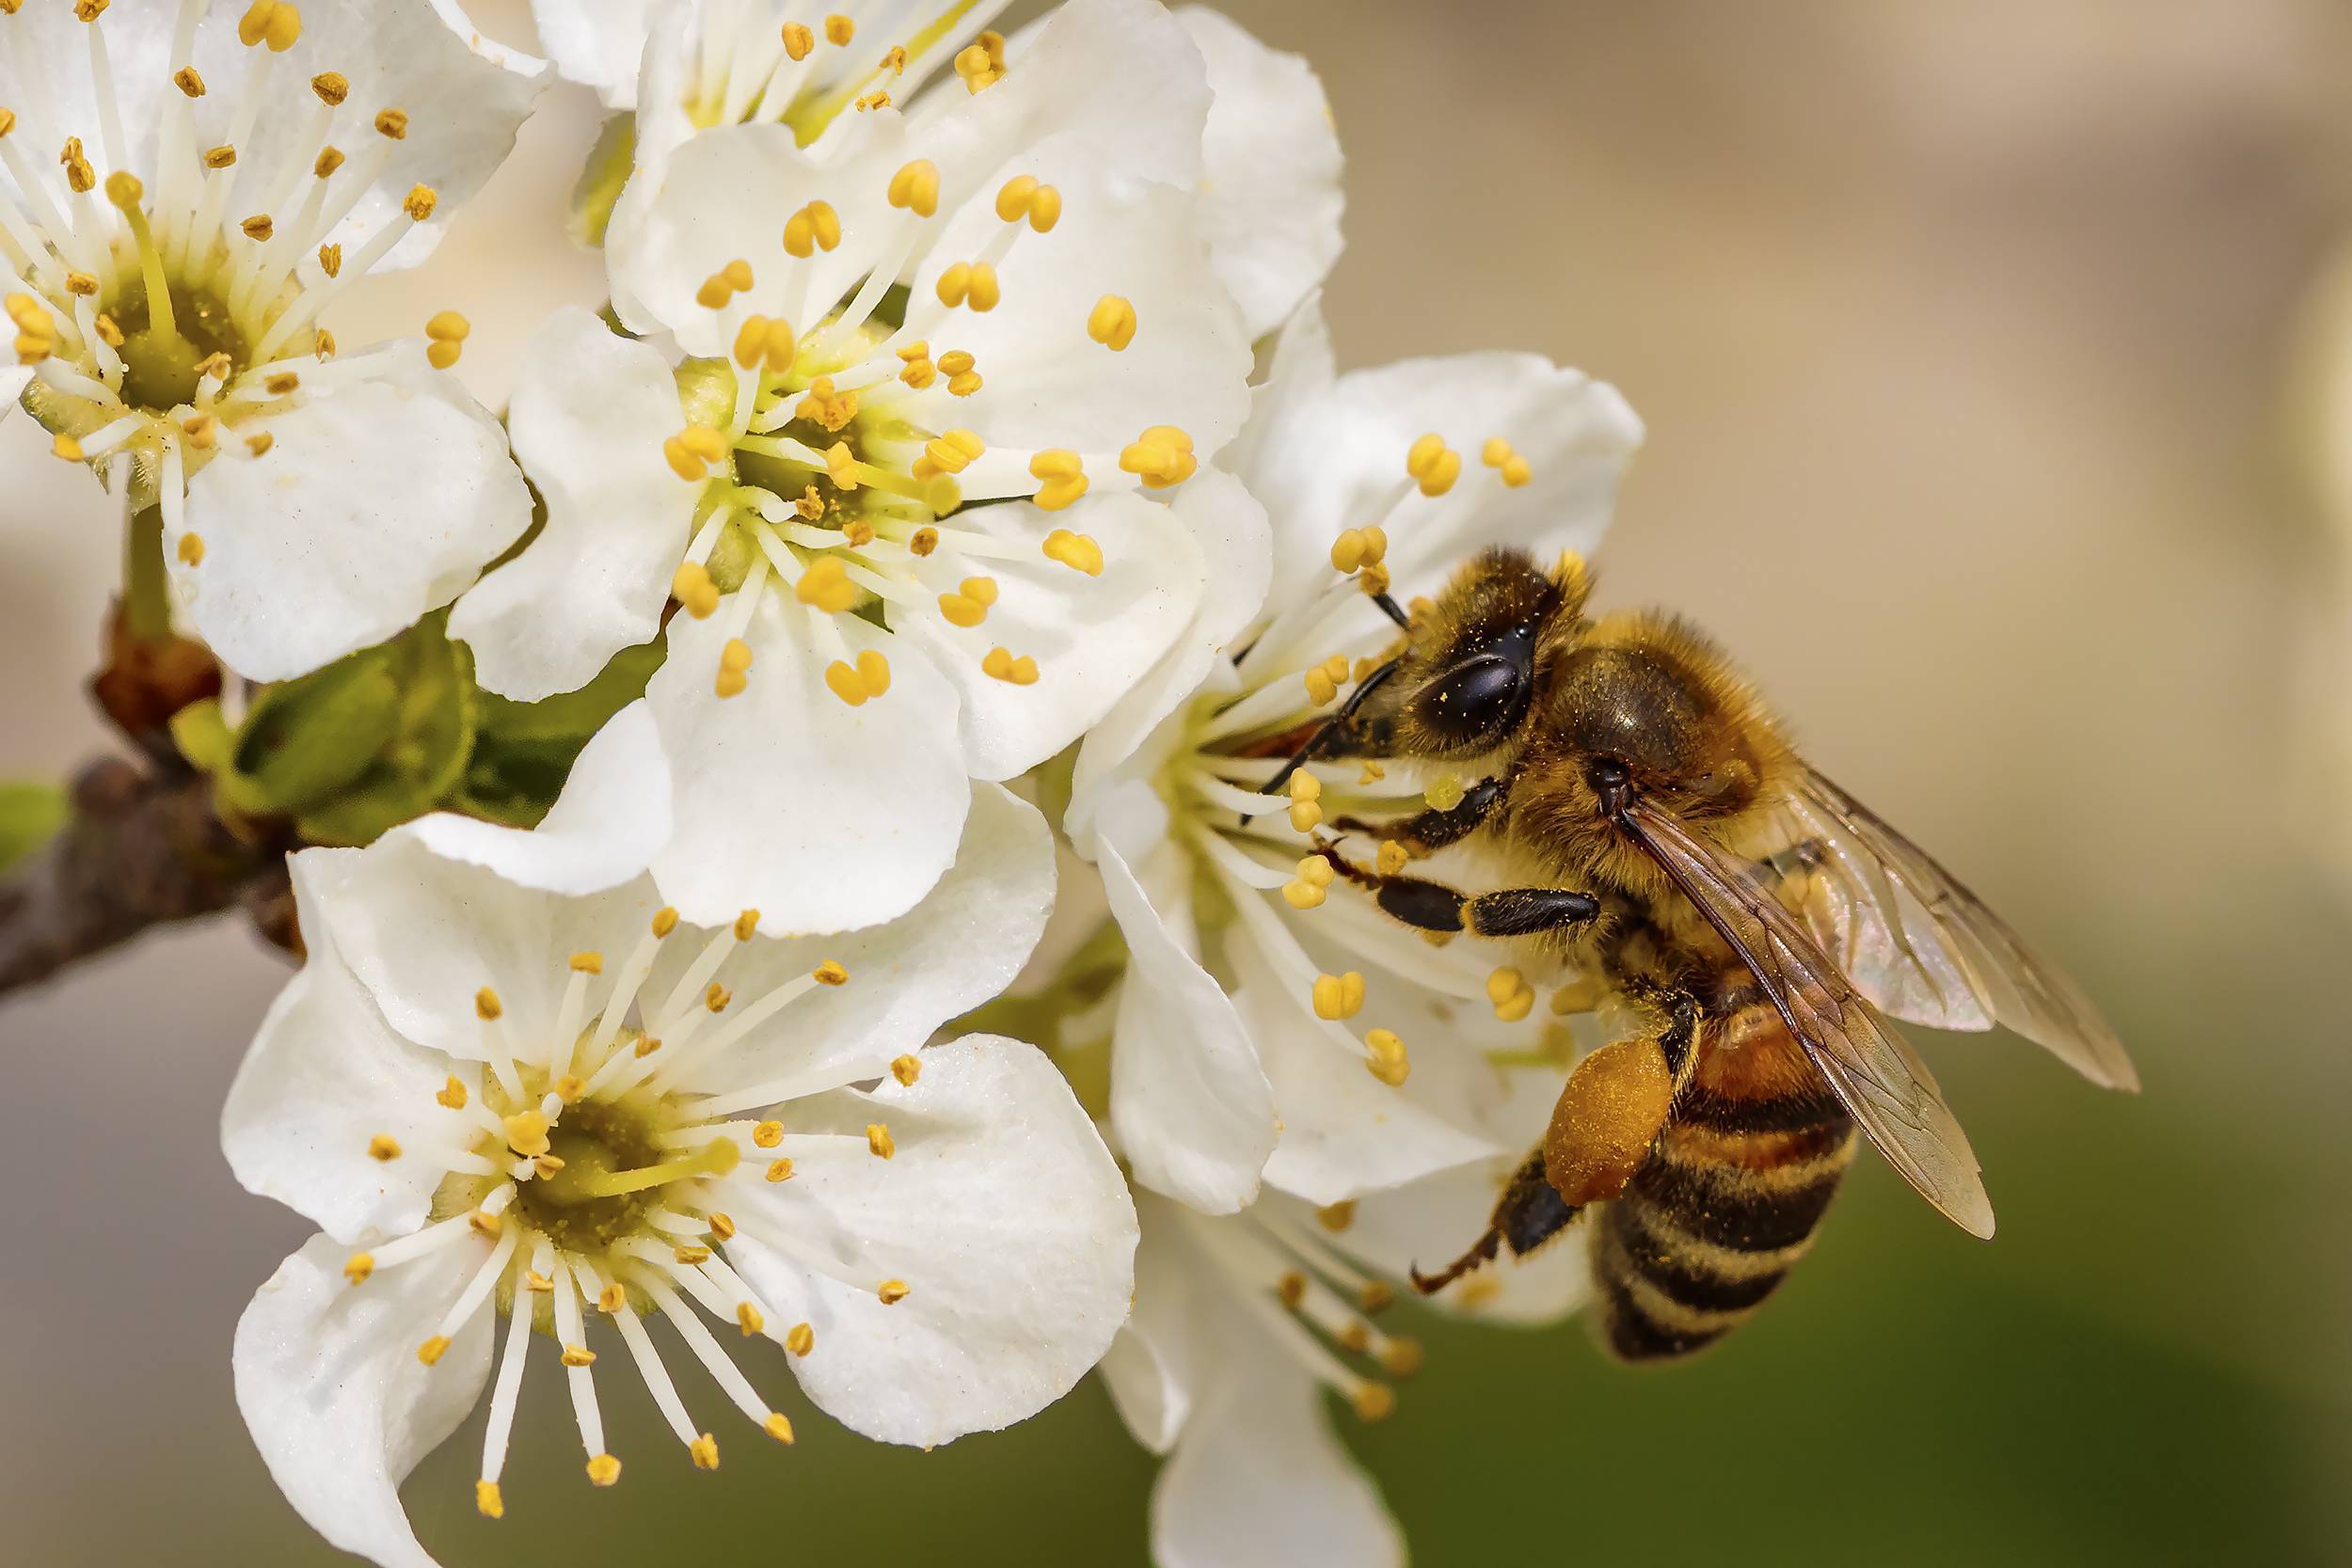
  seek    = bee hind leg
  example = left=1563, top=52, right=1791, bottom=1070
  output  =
left=1411, top=1151, right=1583, bottom=1295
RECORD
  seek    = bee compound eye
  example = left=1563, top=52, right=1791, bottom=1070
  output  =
left=1414, top=655, right=1529, bottom=747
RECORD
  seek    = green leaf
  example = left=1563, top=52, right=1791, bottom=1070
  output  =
left=292, top=617, right=478, bottom=847
left=0, top=781, right=68, bottom=876
left=474, top=638, right=665, bottom=744
left=231, top=645, right=403, bottom=812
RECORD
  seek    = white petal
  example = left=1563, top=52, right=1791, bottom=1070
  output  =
left=722, top=1035, right=1136, bottom=1447
left=1097, top=1189, right=1212, bottom=1454
left=396, top=700, right=672, bottom=895
left=221, top=857, right=451, bottom=1245
left=294, top=840, right=662, bottom=1064
left=452, top=309, right=694, bottom=702
left=1231, top=932, right=1500, bottom=1207
left=233, top=1233, right=495, bottom=1568
left=1312, top=1170, right=1593, bottom=1327
left=655, top=783, right=1054, bottom=1095
left=1176, top=6, right=1343, bottom=340
left=530, top=0, right=664, bottom=108
left=1100, top=832, right=1274, bottom=1213
left=176, top=345, right=533, bottom=682
left=646, top=594, right=971, bottom=935
left=895, top=489, right=1204, bottom=781
left=1219, top=293, right=1337, bottom=516
left=1151, top=1318, right=1401, bottom=1568
left=1241, top=348, right=1645, bottom=619
left=1065, top=468, right=1268, bottom=837
left=610, top=108, right=909, bottom=347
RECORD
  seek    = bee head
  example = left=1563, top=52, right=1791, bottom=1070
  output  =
left=1388, top=546, right=1586, bottom=759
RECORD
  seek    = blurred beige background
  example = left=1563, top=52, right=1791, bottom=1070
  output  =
left=4, top=1, right=2348, bottom=1562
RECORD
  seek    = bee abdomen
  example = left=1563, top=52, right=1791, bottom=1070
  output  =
left=1592, top=1089, right=1856, bottom=1363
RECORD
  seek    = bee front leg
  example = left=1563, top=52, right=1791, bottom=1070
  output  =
left=1330, top=773, right=1510, bottom=853
left=1315, top=842, right=1600, bottom=938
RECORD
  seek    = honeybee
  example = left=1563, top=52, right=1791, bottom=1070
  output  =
left=1261, top=546, right=2137, bottom=1361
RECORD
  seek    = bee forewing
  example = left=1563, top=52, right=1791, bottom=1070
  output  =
left=1797, top=770, right=2139, bottom=1092
left=1624, top=800, right=1997, bottom=1240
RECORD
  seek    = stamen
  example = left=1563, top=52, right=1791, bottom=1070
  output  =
left=1486, top=966, right=1537, bottom=1022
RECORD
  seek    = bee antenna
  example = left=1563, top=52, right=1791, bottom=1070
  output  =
left=1246, top=656, right=1404, bottom=822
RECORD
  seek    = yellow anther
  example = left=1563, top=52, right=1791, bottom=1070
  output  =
left=715, top=637, right=754, bottom=700
left=1353, top=1385, right=1399, bottom=1425
left=753, top=1120, right=785, bottom=1149
left=103, top=169, right=142, bottom=210
left=736, top=1302, right=763, bottom=1336
left=764, top=1413, right=796, bottom=1444
left=310, top=71, right=348, bottom=105
left=596, top=1283, right=627, bottom=1313
left=314, top=326, right=336, bottom=358
left=651, top=907, right=679, bottom=940
left=236, top=0, right=301, bottom=51
left=889, top=1053, right=922, bottom=1086
left=1020, top=449, right=1088, bottom=511
left=782, top=21, right=814, bottom=58
left=64, top=272, right=96, bottom=296
left=886, top=158, right=940, bottom=217
left=936, top=349, right=976, bottom=377
left=794, top=555, right=858, bottom=614
left=1088, top=294, right=1137, bottom=351
left=316, top=240, right=342, bottom=275
left=502, top=1112, right=550, bottom=1158
left=995, top=175, right=1039, bottom=222
left=766, top=1157, right=795, bottom=1182
left=787, top=1322, right=816, bottom=1354
left=717, top=256, right=754, bottom=293
left=690, top=1433, right=720, bottom=1470
left=181, top=413, right=219, bottom=450
left=568, top=949, right=603, bottom=974
left=521, top=1269, right=556, bottom=1294
left=1303, top=654, right=1350, bottom=707
left=705, top=981, right=732, bottom=1012
left=934, top=261, right=999, bottom=311
left=474, top=1480, right=503, bottom=1519
left=61, top=137, right=94, bottom=195
left=1375, top=840, right=1409, bottom=877
left=1026, top=185, right=1061, bottom=232
left=1277, top=1270, right=1307, bottom=1308
left=898, top=354, right=937, bottom=389
left=1361, top=1280, right=1398, bottom=1316
left=1119, top=425, right=1198, bottom=489
left=401, top=183, right=437, bottom=220
left=342, top=1252, right=373, bottom=1285
left=1406, top=433, right=1461, bottom=496
left=93, top=313, right=122, bottom=348
left=813, top=958, right=849, bottom=986
left=918, top=428, right=983, bottom=474
left=937, top=590, right=988, bottom=627
left=468, top=1208, right=502, bottom=1237
left=795, top=375, right=858, bottom=430
left=73, top=0, right=108, bottom=18
left=1366, top=1027, right=1411, bottom=1086
left=436, top=1075, right=469, bottom=1110
left=586, top=1454, right=621, bottom=1487
left=803, top=489, right=833, bottom=523
left=823, top=11, right=853, bottom=43
left=367, top=1134, right=401, bottom=1162
left=706, top=1212, right=737, bottom=1243
left=418, top=1335, right=452, bottom=1366
left=205, top=146, right=238, bottom=169
left=981, top=646, right=1040, bottom=686
left=264, top=371, right=301, bottom=396
left=877, top=1279, right=910, bottom=1306
left=1486, top=966, right=1537, bottom=1022
left=664, top=424, right=729, bottom=482
left=1317, top=1200, right=1359, bottom=1232
left=49, top=434, right=82, bottom=462
left=866, top=1123, right=895, bottom=1159
left=672, top=561, right=721, bottom=617
left=783, top=198, right=840, bottom=257
left=1311, top=971, right=1367, bottom=1021
left=1500, top=454, right=1532, bottom=486
left=1033, top=529, right=1102, bottom=577
left=1281, top=877, right=1326, bottom=911
left=1290, top=770, right=1323, bottom=803
left=694, top=274, right=735, bottom=310
left=1288, top=799, right=1323, bottom=832
left=674, top=1243, right=712, bottom=1265
left=822, top=649, right=892, bottom=706
left=426, top=309, right=469, bottom=344
left=1300, top=855, right=1336, bottom=887
left=174, top=67, right=206, bottom=97
left=947, top=370, right=982, bottom=396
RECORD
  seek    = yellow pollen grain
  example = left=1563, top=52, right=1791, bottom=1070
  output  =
left=473, top=1479, right=502, bottom=1518
left=1087, top=294, right=1137, bottom=352
left=587, top=1453, right=621, bottom=1487
left=782, top=21, right=814, bottom=59
left=866, top=1122, right=895, bottom=1159
left=367, top=1133, right=401, bottom=1162
left=1316, top=1199, right=1358, bottom=1233
left=174, top=67, right=206, bottom=97
left=764, top=1413, right=795, bottom=1444
left=311, top=71, right=349, bottom=105
left=502, top=1111, right=551, bottom=1158
left=672, top=561, right=721, bottom=618
left=417, top=1335, right=452, bottom=1366
left=887, top=158, right=939, bottom=217
left=1373, top=840, right=1410, bottom=878
left=877, top=1279, right=909, bottom=1306
left=1311, top=970, right=1366, bottom=1021
left=691, top=1433, right=721, bottom=1470
left=766, top=1157, right=795, bottom=1182
left=813, top=959, right=849, bottom=986
left=787, top=1322, right=815, bottom=1355
left=980, top=646, right=1040, bottom=686
left=753, top=1120, right=785, bottom=1149
left=375, top=107, right=410, bottom=140
left=343, top=1252, right=374, bottom=1285
left=436, top=1074, right=469, bottom=1110
left=401, top=183, right=437, bottom=221
left=1040, top=529, right=1104, bottom=576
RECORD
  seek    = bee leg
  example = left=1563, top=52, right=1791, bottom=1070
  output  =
left=1544, top=992, right=1700, bottom=1204
left=1252, top=657, right=1405, bottom=812
left=1317, top=845, right=1600, bottom=937
left=1330, top=773, right=1511, bottom=853
left=1411, top=1151, right=1582, bottom=1294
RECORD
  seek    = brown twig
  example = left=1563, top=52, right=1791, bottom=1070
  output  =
left=0, top=756, right=283, bottom=999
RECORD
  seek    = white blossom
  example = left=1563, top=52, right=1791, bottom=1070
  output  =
left=1065, top=299, right=1645, bottom=1212
left=454, top=0, right=1263, bottom=936
left=0, top=0, right=543, bottom=680
left=224, top=708, right=1132, bottom=1568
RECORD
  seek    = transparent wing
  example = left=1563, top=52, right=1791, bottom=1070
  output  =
left=1794, top=770, right=2138, bottom=1092
left=1623, top=800, right=1996, bottom=1239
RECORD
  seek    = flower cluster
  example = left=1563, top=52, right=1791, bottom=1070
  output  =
left=4, top=1, right=1646, bottom=1564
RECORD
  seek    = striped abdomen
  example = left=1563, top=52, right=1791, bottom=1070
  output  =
left=1591, top=1005, right=1857, bottom=1362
